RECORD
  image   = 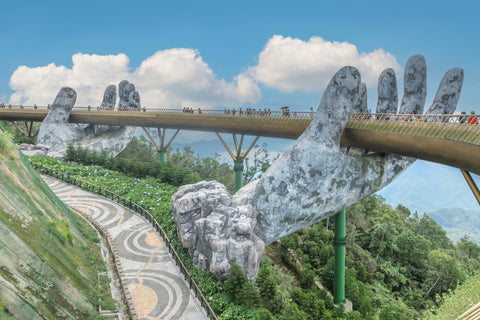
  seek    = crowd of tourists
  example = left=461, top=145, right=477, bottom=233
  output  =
left=2, top=102, right=479, bottom=124
left=354, top=109, right=479, bottom=124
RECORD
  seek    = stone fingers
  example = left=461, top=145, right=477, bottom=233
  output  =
left=43, top=87, right=76, bottom=123
left=428, top=68, right=464, bottom=114
left=305, top=66, right=361, bottom=149
left=399, top=55, right=427, bottom=114
left=376, top=68, right=398, bottom=114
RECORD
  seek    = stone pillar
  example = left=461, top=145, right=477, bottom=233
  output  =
left=158, top=149, right=167, bottom=165
left=233, top=160, right=244, bottom=192
left=334, top=209, right=346, bottom=305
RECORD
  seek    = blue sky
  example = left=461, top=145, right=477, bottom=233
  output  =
left=3, top=0, right=480, bottom=215
left=2, top=0, right=479, bottom=112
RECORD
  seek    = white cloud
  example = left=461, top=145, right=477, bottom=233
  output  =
left=9, top=53, right=130, bottom=106
left=8, top=50, right=261, bottom=108
left=132, top=48, right=261, bottom=108
left=250, top=35, right=401, bottom=92
left=7, top=36, right=401, bottom=108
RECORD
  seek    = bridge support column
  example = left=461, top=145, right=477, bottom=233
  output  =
left=334, top=209, right=346, bottom=305
left=234, top=160, right=244, bottom=192
left=143, top=127, right=180, bottom=166
left=158, top=149, right=168, bottom=166
left=461, top=170, right=480, bottom=206
left=216, top=133, right=260, bottom=193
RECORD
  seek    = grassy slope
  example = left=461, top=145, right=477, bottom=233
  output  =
left=0, top=129, right=111, bottom=319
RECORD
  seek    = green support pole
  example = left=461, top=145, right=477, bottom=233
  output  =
left=334, top=209, right=346, bottom=305
left=158, top=149, right=167, bottom=165
left=233, top=160, right=244, bottom=192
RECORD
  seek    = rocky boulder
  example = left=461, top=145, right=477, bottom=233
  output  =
left=172, top=181, right=264, bottom=281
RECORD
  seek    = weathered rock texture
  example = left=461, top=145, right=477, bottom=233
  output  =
left=128, top=90, right=141, bottom=109
left=117, top=80, right=129, bottom=110
left=172, top=181, right=264, bottom=281
left=37, top=83, right=137, bottom=157
left=172, top=55, right=464, bottom=280
left=354, top=82, right=367, bottom=112
left=377, top=68, right=398, bottom=113
left=37, top=87, right=85, bottom=153
left=400, top=55, right=427, bottom=114
left=100, top=85, right=116, bottom=109
left=429, top=68, right=464, bottom=114
left=118, top=81, right=140, bottom=109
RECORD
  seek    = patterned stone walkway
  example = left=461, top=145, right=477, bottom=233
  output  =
left=43, top=176, right=208, bottom=320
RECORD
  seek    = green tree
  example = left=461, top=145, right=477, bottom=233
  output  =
left=290, top=288, right=326, bottom=320
left=64, top=143, right=76, bottom=162
left=424, top=249, right=465, bottom=299
left=224, top=264, right=248, bottom=303
left=281, top=302, right=307, bottom=320
left=457, top=237, right=480, bottom=260
left=256, top=264, right=277, bottom=300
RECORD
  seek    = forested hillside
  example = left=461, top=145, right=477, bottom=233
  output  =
left=0, top=127, right=115, bottom=319
left=427, top=207, right=480, bottom=244
left=29, top=140, right=480, bottom=319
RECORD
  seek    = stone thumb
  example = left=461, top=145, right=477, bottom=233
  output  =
left=303, top=66, right=360, bottom=149
left=44, top=87, right=77, bottom=124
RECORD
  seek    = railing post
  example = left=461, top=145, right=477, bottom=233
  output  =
left=334, top=209, right=346, bottom=305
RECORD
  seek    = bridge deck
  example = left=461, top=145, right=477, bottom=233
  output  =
left=2, top=107, right=480, bottom=175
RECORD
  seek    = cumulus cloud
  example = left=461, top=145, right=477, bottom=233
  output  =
left=9, top=53, right=130, bottom=106
left=8, top=50, right=261, bottom=108
left=250, top=35, right=401, bottom=92
left=8, top=36, right=400, bottom=108
left=131, top=48, right=261, bottom=107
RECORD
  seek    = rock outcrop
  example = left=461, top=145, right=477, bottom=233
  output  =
left=172, top=55, right=464, bottom=280
left=172, top=181, right=264, bottom=281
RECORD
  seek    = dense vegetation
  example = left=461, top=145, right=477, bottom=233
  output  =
left=423, top=271, right=480, bottom=320
left=24, top=131, right=480, bottom=319
left=31, top=149, right=480, bottom=319
left=63, top=138, right=237, bottom=192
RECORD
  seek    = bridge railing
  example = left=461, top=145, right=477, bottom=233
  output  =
left=0, top=104, right=312, bottom=117
left=30, top=161, right=219, bottom=320
left=4, top=106, right=480, bottom=145
left=348, top=113, right=480, bottom=146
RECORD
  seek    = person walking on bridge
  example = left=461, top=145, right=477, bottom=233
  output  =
left=467, top=111, right=478, bottom=124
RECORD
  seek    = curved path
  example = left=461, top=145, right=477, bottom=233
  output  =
left=43, top=176, right=208, bottom=320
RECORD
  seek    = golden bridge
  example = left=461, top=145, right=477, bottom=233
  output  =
left=1, top=105, right=479, bottom=178
left=3, top=105, right=480, bottom=313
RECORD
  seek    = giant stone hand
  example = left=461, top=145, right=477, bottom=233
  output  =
left=37, top=80, right=140, bottom=156
left=172, top=55, right=463, bottom=280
